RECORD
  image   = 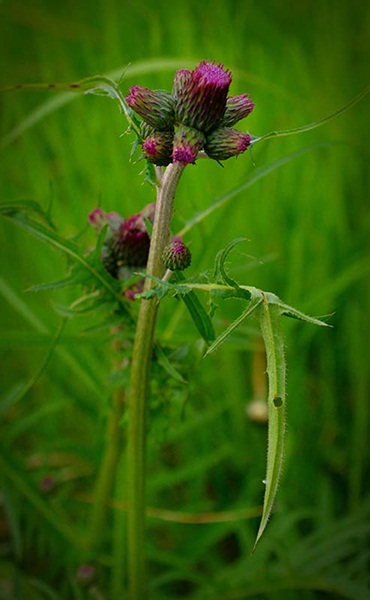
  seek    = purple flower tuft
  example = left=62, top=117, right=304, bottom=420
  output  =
left=126, top=60, right=255, bottom=167
left=126, top=86, right=174, bottom=130
left=117, top=214, right=151, bottom=267
left=173, top=61, right=232, bottom=133
left=205, top=127, right=251, bottom=161
left=172, top=125, right=205, bottom=165
left=141, top=125, right=174, bottom=166
left=99, top=203, right=156, bottom=278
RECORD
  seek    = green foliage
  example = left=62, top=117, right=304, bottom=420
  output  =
left=0, top=0, right=369, bottom=599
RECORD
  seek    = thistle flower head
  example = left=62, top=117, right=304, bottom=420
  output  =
left=222, top=94, right=255, bottom=127
left=205, top=127, right=251, bottom=161
left=141, top=125, right=174, bottom=166
left=127, top=60, right=254, bottom=167
left=172, top=69, right=192, bottom=100
left=126, top=86, right=174, bottom=130
left=90, top=203, right=155, bottom=279
left=172, top=125, right=205, bottom=165
left=114, top=212, right=151, bottom=268
left=174, top=61, right=232, bottom=133
left=161, top=238, right=191, bottom=271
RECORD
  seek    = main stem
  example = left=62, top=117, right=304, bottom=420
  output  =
left=126, top=162, right=185, bottom=600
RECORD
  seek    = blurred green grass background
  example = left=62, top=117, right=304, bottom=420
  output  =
left=0, top=1, right=369, bottom=598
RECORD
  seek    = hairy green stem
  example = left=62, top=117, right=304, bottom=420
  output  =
left=126, top=162, right=185, bottom=600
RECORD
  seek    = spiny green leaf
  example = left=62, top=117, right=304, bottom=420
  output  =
left=254, top=297, right=286, bottom=551
left=138, top=274, right=191, bottom=300
left=214, top=237, right=250, bottom=292
left=0, top=199, right=55, bottom=228
left=174, top=272, right=215, bottom=344
left=278, top=301, right=332, bottom=327
left=180, top=290, right=215, bottom=344
left=205, top=292, right=262, bottom=357
left=27, top=273, right=82, bottom=292
left=255, top=291, right=332, bottom=328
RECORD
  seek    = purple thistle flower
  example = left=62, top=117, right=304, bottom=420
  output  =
left=172, top=125, right=205, bottom=165
left=89, top=203, right=155, bottom=279
left=173, top=61, right=232, bottom=133
left=222, top=94, right=255, bottom=127
left=141, top=126, right=174, bottom=166
left=161, top=238, right=192, bottom=271
left=126, top=60, right=255, bottom=167
left=126, top=86, right=174, bottom=130
left=115, top=213, right=151, bottom=267
left=205, top=127, right=251, bottom=161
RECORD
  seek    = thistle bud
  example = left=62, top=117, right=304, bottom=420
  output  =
left=115, top=213, right=151, bottom=267
left=173, top=61, right=231, bottom=133
left=161, top=239, right=191, bottom=271
left=205, top=127, right=251, bottom=161
left=141, top=126, right=174, bottom=166
left=126, top=86, right=174, bottom=130
left=98, top=203, right=155, bottom=278
left=172, top=125, right=205, bottom=165
left=222, top=94, right=254, bottom=127
left=172, top=68, right=192, bottom=108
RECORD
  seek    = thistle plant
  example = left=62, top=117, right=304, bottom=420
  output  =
left=99, top=61, right=326, bottom=598
left=0, top=59, right=368, bottom=600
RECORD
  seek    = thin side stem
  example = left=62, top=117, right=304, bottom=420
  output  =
left=126, top=162, right=185, bottom=600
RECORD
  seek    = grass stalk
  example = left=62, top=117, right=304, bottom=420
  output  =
left=88, top=383, right=124, bottom=554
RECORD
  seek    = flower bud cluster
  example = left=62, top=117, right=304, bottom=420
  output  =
left=126, top=60, right=254, bottom=166
left=88, top=203, right=155, bottom=280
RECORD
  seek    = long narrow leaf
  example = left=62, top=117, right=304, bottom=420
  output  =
left=174, top=272, right=215, bottom=344
left=254, top=296, right=286, bottom=551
